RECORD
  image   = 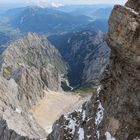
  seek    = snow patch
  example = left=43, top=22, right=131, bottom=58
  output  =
left=96, top=131, right=100, bottom=139
left=87, top=117, right=92, bottom=122
left=133, top=138, right=140, bottom=140
left=64, top=115, right=78, bottom=134
left=87, top=135, right=91, bottom=138
left=97, top=85, right=102, bottom=97
left=125, top=6, right=139, bottom=15
left=45, top=125, right=52, bottom=134
left=15, top=108, right=22, bottom=114
left=105, top=132, right=116, bottom=140
left=82, top=110, right=86, bottom=121
left=95, top=85, right=104, bottom=139
left=95, top=102, right=104, bottom=126
left=78, top=128, right=84, bottom=140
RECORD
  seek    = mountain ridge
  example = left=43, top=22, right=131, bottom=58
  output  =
left=3, top=6, right=91, bottom=34
left=0, top=32, right=67, bottom=109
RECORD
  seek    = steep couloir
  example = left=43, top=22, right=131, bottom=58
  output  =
left=48, top=1, right=140, bottom=140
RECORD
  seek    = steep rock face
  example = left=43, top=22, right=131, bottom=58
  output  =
left=82, top=32, right=109, bottom=84
left=0, top=118, right=34, bottom=140
left=0, top=33, right=67, bottom=109
left=99, top=3, right=140, bottom=140
left=48, top=1, right=140, bottom=140
left=0, top=76, right=46, bottom=139
left=49, top=31, right=110, bottom=86
left=0, top=33, right=67, bottom=139
left=126, top=0, right=140, bottom=12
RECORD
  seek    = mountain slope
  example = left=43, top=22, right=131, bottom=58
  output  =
left=0, top=32, right=67, bottom=109
left=57, top=5, right=113, bottom=19
left=49, top=31, right=110, bottom=87
left=0, top=32, right=10, bottom=46
left=81, top=19, right=108, bottom=32
left=0, top=32, right=69, bottom=139
left=0, top=76, right=47, bottom=139
left=0, top=32, right=11, bottom=54
left=48, top=0, right=140, bottom=139
left=3, top=6, right=91, bottom=34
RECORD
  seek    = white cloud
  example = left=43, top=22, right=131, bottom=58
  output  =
left=0, top=0, right=127, bottom=5
left=51, top=2, right=63, bottom=8
left=26, top=0, right=47, bottom=7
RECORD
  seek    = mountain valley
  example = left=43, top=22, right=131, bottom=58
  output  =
left=49, top=31, right=110, bottom=87
left=0, top=0, right=139, bottom=140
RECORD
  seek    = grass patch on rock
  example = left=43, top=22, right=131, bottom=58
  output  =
left=3, top=66, right=12, bottom=78
left=73, top=80, right=99, bottom=96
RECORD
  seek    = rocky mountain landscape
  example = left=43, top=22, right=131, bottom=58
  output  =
left=0, top=4, right=112, bottom=57
left=0, top=6, right=91, bottom=34
left=56, top=5, right=112, bottom=19
left=0, top=31, right=101, bottom=139
left=0, top=32, right=11, bottom=54
left=0, top=32, right=70, bottom=139
left=0, top=4, right=112, bottom=56
left=48, top=0, right=140, bottom=140
left=0, top=0, right=139, bottom=140
left=49, top=31, right=110, bottom=87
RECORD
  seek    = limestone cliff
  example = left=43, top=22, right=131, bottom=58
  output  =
left=48, top=1, right=140, bottom=140
left=0, top=33, right=67, bottom=109
left=0, top=118, right=34, bottom=140
left=0, top=76, right=46, bottom=139
left=0, top=33, right=67, bottom=139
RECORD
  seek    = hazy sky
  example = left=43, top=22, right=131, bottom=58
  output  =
left=0, top=0, right=127, bottom=6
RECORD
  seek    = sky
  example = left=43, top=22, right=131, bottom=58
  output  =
left=0, top=0, right=127, bottom=7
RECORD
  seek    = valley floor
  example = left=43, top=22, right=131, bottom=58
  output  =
left=30, top=90, right=91, bottom=134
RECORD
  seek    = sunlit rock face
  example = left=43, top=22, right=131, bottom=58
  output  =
left=0, top=33, right=67, bottom=110
left=48, top=1, right=140, bottom=140
left=100, top=3, right=140, bottom=139
left=0, top=33, right=68, bottom=140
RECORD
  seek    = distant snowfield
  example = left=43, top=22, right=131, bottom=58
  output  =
left=31, top=90, right=91, bottom=134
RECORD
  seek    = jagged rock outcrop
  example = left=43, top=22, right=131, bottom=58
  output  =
left=126, top=0, right=140, bottom=12
left=0, top=76, right=46, bottom=139
left=0, top=33, right=67, bottom=139
left=0, top=118, right=34, bottom=140
left=0, top=32, right=67, bottom=109
left=48, top=1, right=140, bottom=140
left=99, top=2, right=140, bottom=139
